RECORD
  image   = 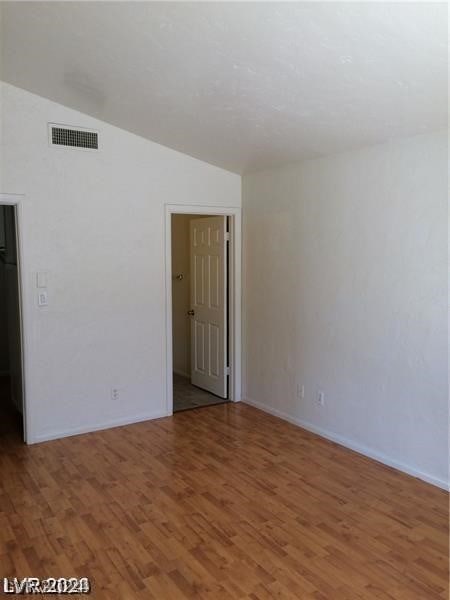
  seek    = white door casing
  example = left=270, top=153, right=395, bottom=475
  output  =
left=164, top=203, right=241, bottom=416
left=189, top=216, right=227, bottom=398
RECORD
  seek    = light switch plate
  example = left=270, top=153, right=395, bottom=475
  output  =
left=36, top=271, right=48, bottom=288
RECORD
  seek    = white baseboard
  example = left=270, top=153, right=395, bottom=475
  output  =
left=244, top=397, right=449, bottom=491
left=27, top=409, right=168, bottom=445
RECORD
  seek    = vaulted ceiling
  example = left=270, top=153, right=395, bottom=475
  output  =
left=1, top=2, right=447, bottom=173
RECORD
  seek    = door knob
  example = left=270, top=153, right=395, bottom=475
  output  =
left=187, top=309, right=195, bottom=316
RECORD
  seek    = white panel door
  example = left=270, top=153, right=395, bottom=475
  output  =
left=189, top=216, right=227, bottom=398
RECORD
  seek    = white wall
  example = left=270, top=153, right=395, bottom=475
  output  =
left=243, top=131, right=448, bottom=489
left=0, top=82, right=241, bottom=442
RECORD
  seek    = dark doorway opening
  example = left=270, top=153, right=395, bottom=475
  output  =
left=0, top=205, right=24, bottom=443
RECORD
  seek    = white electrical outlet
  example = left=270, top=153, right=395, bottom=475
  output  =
left=297, top=384, right=305, bottom=399
left=318, top=390, right=325, bottom=406
left=38, top=290, right=48, bottom=307
left=111, top=388, right=120, bottom=401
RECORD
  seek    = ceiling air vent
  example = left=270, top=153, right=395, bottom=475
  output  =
left=48, top=123, right=99, bottom=150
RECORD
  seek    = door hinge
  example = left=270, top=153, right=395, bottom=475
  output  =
left=225, top=232, right=230, bottom=242
left=226, top=366, right=230, bottom=376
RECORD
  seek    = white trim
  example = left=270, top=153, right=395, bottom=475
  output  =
left=28, top=410, right=167, bottom=444
left=244, top=397, right=449, bottom=491
left=165, top=204, right=242, bottom=416
left=0, top=193, right=28, bottom=444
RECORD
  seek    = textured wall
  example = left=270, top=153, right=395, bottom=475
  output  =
left=243, top=131, right=448, bottom=488
left=1, top=82, right=240, bottom=442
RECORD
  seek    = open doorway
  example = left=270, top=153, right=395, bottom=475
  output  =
left=0, top=202, right=25, bottom=442
left=165, top=204, right=242, bottom=415
left=171, top=214, right=230, bottom=412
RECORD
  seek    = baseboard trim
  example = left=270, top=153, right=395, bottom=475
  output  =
left=244, top=397, right=449, bottom=491
left=27, top=410, right=168, bottom=445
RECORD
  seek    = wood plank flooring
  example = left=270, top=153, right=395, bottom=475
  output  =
left=0, top=401, right=448, bottom=599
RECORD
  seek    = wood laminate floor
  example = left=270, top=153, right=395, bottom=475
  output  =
left=0, top=401, right=448, bottom=599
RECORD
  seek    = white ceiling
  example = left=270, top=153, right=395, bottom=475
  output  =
left=1, top=2, right=447, bottom=174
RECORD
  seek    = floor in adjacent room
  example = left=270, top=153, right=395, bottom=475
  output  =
left=0, top=402, right=448, bottom=599
left=173, top=372, right=229, bottom=412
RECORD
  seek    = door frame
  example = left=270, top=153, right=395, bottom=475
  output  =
left=0, top=193, right=28, bottom=442
left=164, top=204, right=242, bottom=415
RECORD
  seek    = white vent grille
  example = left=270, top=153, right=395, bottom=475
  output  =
left=49, top=124, right=99, bottom=150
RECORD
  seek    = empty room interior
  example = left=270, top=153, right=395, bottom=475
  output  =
left=0, top=2, right=448, bottom=599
